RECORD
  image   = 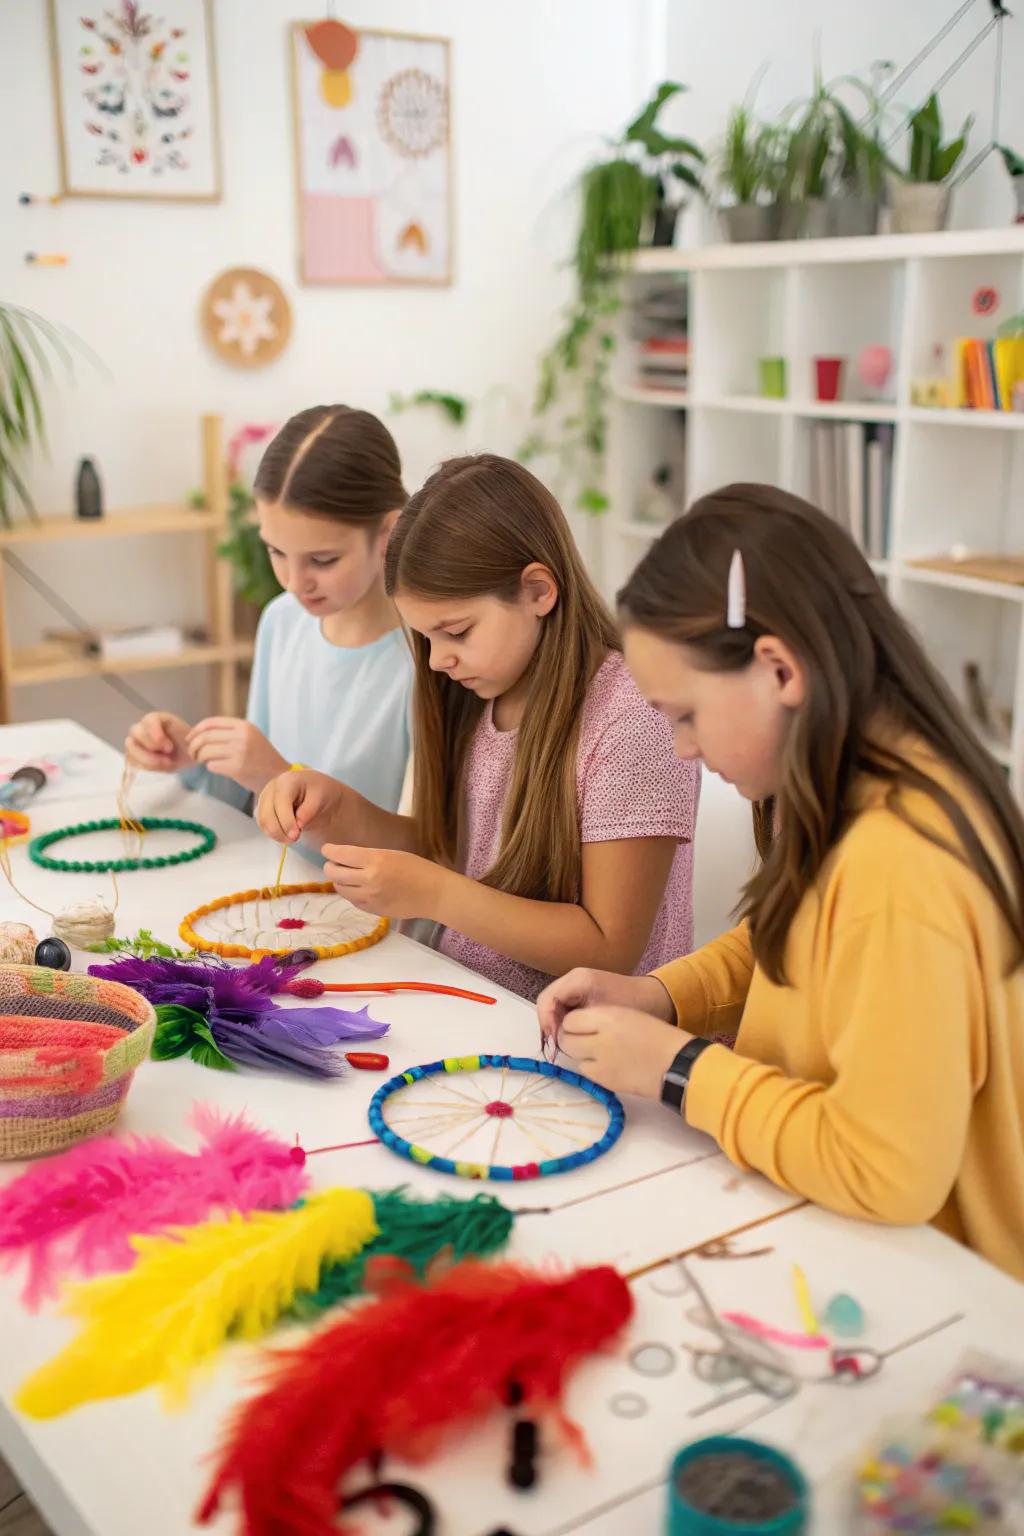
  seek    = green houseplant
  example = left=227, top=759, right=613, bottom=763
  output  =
left=717, top=104, right=783, bottom=241
left=997, top=144, right=1024, bottom=225
left=521, top=82, right=704, bottom=511
left=0, top=305, right=76, bottom=527
left=887, top=92, right=971, bottom=233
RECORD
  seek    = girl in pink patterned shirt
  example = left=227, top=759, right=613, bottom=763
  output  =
left=257, top=455, right=700, bottom=1001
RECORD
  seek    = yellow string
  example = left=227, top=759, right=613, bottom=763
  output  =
left=271, top=845, right=287, bottom=899
left=116, top=761, right=145, bottom=860
left=269, top=766, right=304, bottom=898
left=0, top=836, right=55, bottom=920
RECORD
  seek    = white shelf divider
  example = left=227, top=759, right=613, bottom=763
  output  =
left=604, top=230, right=1024, bottom=795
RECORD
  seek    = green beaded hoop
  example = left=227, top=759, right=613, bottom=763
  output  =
left=29, top=817, right=216, bottom=874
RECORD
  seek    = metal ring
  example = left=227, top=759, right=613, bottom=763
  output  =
left=629, top=1342, right=677, bottom=1377
left=609, top=1391, right=649, bottom=1419
left=340, top=1482, right=435, bottom=1535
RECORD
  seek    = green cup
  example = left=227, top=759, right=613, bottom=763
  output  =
left=668, top=1436, right=808, bottom=1535
left=758, top=357, right=787, bottom=398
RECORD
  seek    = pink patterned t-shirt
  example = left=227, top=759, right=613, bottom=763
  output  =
left=437, top=651, right=700, bottom=1000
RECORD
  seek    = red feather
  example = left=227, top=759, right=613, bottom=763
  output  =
left=198, top=1261, right=632, bottom=1535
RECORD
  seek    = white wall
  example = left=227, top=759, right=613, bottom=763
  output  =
left=0, top=0, right=664, bottom=741
left=663, top=0, right=1024, bottom=245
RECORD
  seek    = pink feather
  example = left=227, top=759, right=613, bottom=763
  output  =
left=0, top=1105, right=309, bottom=1309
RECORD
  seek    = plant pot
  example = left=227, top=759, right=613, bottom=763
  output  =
left=801, top=197, right=829, bottom=239
left=1013, top=176, right=1024, bottom=225
left=719, top=203, right=775, bottom=243
left=827, top=193, right=880, bottom=237
left=886, top=173, right=951, bottom=234
left=649, top=203, right=681, bottom=247
left=775, top=200, right=805, bottom=240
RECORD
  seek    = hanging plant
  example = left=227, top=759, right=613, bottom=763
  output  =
left=520, top=82, right=704, bottom=513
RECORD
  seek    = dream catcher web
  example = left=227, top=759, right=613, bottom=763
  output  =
left=181, top=882, right=388, bottom=961
left=369, top=1055, right=625, bottom=1182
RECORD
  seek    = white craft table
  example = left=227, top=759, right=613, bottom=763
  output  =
left=0, top=723, right=1021, bottom=1536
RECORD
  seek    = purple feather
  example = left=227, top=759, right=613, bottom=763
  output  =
left=211, top=1004, right=388, bottom=1079
left=88, top=954, right=387, bottom=1080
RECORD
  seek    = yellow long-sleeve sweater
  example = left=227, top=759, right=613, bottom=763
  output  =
left=653, top=751, right=1024, bottom=1282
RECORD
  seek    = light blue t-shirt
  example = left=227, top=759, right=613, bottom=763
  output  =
left=187, top=594, right=413, bottom=839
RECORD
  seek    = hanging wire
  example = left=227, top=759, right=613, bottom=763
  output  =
left=878, top=0, right=978, bottom=106
left=4, top=549, right=160, bottom=714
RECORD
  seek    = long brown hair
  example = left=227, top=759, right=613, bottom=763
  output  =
left=619, top=483, right=1024, bottom=983
left=254, top=405, right=406, bottom=526
left=385, top=454, right=619, bottom=901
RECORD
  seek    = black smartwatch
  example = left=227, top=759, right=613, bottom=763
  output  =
left=660, top=1038, right=714, bottom=1113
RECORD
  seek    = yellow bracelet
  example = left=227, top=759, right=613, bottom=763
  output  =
left=289, top=763, right=307, bottom=771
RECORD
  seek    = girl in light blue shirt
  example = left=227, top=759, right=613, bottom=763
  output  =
left=126, top=406, right=413, bottom=841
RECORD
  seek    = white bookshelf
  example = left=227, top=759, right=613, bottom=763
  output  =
left=604, top=228, right=1024, bottom=794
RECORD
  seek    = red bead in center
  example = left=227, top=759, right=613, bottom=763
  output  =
left=277, top=917, right=307, bottom=930
left=484, top=1100, right=514, bottom=1118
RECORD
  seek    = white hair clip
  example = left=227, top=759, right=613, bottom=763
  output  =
left=726, top=549, right=747, bottom=629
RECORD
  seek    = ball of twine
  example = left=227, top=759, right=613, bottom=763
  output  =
left=52, top=899, right=117, bottom=950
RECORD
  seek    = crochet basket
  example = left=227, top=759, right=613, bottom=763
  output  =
left=0, top=965, right=156, bottom=1161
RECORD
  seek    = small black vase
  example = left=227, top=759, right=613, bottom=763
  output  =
left=75, top=457, right=103, bottom=520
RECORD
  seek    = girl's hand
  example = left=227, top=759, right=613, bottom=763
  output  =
left=186, top=718, right=288, bottom=793
left=323, top=845, right=444, bottom=921
left=257, top=769, right=347, bottom=845
left=125, top=712, right=193, bottom=773
left=537, top=967, right=675, bottom=1053
left=556, top=1005, right=692, bottom=1099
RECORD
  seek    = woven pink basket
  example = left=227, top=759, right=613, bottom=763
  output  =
left=0, top=965, right=155, bottom=1160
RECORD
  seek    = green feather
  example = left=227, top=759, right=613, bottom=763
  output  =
left=152, top=1004, right=236, bottom=1072
left=290, top=1190, right=515, bottom=1317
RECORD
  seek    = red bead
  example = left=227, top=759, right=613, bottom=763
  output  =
left=484, top=1100, right=514, bottom=1118
left=277, top=917, right=307, bottom=930
left=284, top=978, right=325, bottom=997
left=345, top=1052, right=390, bottom=1071
left=289, top=1145, right=307, bottom=1165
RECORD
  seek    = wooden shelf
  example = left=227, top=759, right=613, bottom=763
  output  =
left=10, top=639, right=253, bottom=688
left=0, top=505, right=221, bottom=549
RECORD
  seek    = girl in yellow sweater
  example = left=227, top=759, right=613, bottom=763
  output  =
left=538, top=483, right=1024, bottom=1281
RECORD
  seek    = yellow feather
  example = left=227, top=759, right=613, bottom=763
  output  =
left=16, top=1187, right=377, bottom=1418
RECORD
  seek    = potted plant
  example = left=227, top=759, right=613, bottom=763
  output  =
left=887, top=92, right=971, bottom=234
left=997, top=144, right=1024, bottom=224
left=717, top=104, right=781, bottom=242
left=826, top=64, right=896, bottom=236
left=520, top=82, right=704, bottom=512
left=775, top=108, right=830, bottom=239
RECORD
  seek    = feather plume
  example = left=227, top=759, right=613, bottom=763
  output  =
left=199, top=1261, right=633, bottom=1535
left=89, top=953, right=387, bottom=1078
left=16, top=1187, right=378, bottom=1418
left=0, top=1105, right=309, bottom=1309
left=291, top=1189, right=515, bottom=1316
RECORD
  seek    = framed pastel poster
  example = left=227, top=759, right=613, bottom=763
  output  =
left=48, top=0, right=221, bottom=200
left=291, top=20, right=452, bottom=285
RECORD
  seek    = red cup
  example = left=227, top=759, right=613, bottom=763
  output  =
left=815, top=356, right=845, bottom=402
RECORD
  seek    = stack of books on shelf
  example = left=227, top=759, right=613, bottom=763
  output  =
left=954, top=336, right=1024, bottom=411
left=808, top=421, right=894, bottom=561
left=632, top=280, right=689, bottom=395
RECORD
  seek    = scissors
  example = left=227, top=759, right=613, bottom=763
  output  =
left=674, top=1258, right=799, bottom=1407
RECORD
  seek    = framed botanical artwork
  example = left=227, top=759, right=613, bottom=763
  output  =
left=48, top=0, right=221, bottom=201
left=291, top=19, right=452, bottom=286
